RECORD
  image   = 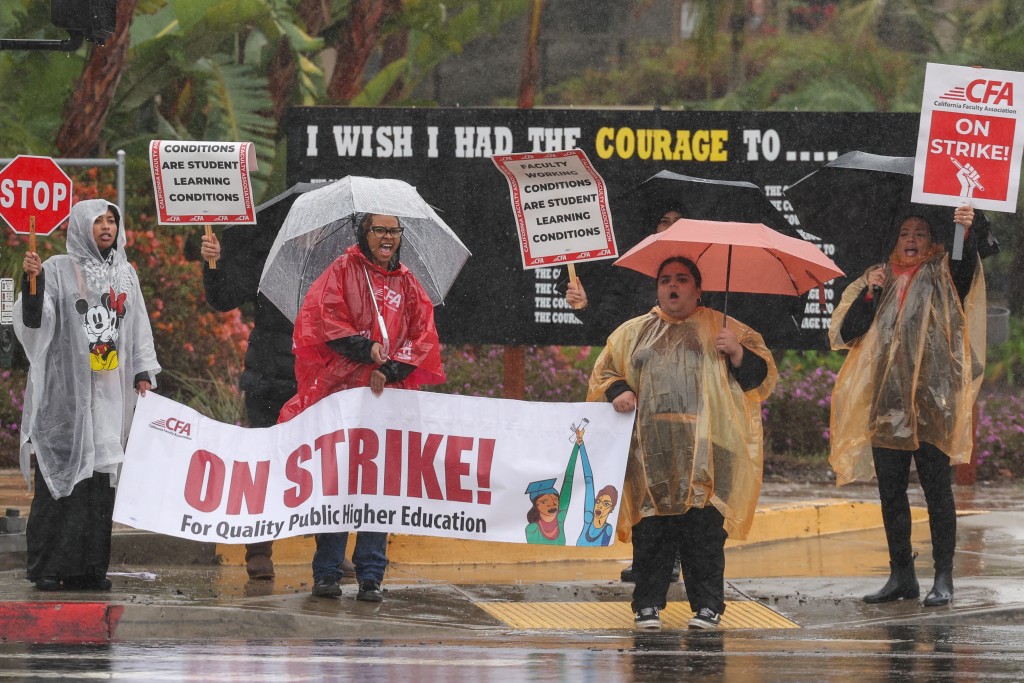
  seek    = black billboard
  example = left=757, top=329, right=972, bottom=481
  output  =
left=286, top=108, right=919, bottom=349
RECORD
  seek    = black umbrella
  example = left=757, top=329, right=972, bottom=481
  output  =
left=784, top=151, right=957, bottom=266
left=559, top=171, right=812, bottom=345
left=625, top=170, right=798, bottom=238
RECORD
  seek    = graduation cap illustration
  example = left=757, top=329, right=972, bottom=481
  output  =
left=525, top=478, right=558, bottom=501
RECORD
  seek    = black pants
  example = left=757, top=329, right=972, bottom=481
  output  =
left=631, top=507, right=728, bottom=614
left=243, top=391, right=290, bottom=561
left=27, top=466, right=115, bottom=583
left=873, top=442, right=956, bottom=572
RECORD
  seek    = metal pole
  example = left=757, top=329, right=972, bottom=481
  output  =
left=116, top=150, right=126, bottom=223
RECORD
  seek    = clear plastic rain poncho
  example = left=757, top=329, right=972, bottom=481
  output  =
left=828, top=250, right=986, bottom=486
left=14, top=199, right=161, bottom=499
left=588, top=306, right=777, bottom=541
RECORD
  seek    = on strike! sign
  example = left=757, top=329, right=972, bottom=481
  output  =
left=0, top=155, right=72, bottom=235
left=114, top=390, right=633, bottom=546
left=913, top=62, right=1024, bottom=212
left=492, top=149, right=616, bottom=269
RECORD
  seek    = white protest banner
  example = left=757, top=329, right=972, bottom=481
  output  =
left=913, top=62, right=1024, bottom=212
left=492, top=149, right=616, bottom=269
left=114, top=390, right=633, bottom=546
left=149, top=140, right=258, bottom=225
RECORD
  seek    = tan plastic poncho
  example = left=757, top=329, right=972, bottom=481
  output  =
left=588, top=306, right=777, bottom=542
left=829, top=252, right=986, bottom=485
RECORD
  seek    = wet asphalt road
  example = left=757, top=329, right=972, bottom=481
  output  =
left=4, top=621, right=1024, bottom=682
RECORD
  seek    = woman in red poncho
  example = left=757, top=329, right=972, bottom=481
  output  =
left=279, top=212, right=445, bottom=603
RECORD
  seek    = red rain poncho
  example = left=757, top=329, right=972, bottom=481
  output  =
left=278, top=244, right=444, bottom=422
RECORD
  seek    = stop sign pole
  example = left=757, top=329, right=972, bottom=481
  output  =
left=0, top=156, right=73, bottom=295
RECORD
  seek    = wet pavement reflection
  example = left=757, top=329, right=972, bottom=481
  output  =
left=4, top=624, right=1024, bottom=682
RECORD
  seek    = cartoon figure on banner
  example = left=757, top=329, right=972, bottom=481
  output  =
left=525, top=418, right=617, bottom=546
left=76, top=286, right=128, bottom=371
left=572, top=418, right=619, bottom=547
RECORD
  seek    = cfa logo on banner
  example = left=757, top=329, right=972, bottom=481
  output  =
left=150, top=417, right=194, bottom=439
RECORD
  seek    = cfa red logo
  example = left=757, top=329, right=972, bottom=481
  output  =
left=940, top=80, right=1014, bottom=107
left=150, top=417, right=193, bottom=439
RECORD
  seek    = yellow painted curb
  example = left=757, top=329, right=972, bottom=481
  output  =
left=216, top=499, right=919, bottom=567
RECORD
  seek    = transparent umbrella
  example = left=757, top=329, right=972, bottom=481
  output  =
left=259, top=176, right=471, bottom=321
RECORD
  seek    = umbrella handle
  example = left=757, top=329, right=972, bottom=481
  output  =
left=721, top=245, right=732, bottom=326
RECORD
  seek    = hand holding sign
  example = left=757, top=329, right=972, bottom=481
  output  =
left=149, top=141, right=259, bottom=270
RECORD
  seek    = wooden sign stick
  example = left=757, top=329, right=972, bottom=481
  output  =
left=29, top=216, right=36, bottom=295
left=204, top=224, right=217, bottom=270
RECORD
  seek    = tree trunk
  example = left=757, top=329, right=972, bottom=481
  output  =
left=516, top=0, right=546, bottom=109
left=728, top=0, right=748, bottom=91
left=327, top=0, right=399, bottom=103
left=267, top=0, right=336, bottom=123
left=55, top=0, right=139, bottom=158
left=379, top=0, right=408, bottom=105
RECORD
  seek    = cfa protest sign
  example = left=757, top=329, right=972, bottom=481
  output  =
left=113, top=390, right=633, bottom=546
left=492, top=149, right=615, bottom=269
left=913, top=62, right=1024, bottom=212
left=149, top=140, right=258, bottom=225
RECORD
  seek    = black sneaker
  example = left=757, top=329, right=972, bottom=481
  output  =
left=356, top=580, right=383, bottom=602
left=34, top=577, right=60, bottom=591
left=687, top=607, right=722, bottom=629
left=634, top=606, right=661, bottom=630
left=311, top=577, right=342, bottom=598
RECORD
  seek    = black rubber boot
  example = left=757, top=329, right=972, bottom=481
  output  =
left=923, top=569, right=953, bottom=607
left=863, top=558, right=920, bottom=603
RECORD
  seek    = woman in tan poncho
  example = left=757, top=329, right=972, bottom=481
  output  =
left=830, top=206, right=988, bottom=608
left=589, top=256, right=776, bottom=631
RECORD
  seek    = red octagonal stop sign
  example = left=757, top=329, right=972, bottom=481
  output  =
left=0, top=155, right=73, bottom=235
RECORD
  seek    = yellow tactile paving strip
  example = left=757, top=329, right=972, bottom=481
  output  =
left=476, top=600, right=799, bottom=630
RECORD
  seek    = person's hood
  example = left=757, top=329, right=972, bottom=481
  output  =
left=67, top=199, right=124, bottom=263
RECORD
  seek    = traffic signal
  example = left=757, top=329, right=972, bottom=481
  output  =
left=50, top=0, right=116, bottom=45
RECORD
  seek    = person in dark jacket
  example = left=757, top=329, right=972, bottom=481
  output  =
left=199, top=225, right=354, bottom=580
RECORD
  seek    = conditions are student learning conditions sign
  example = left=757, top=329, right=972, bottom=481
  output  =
left=492, top=149, right=616, bottom=269
left=149, top=140, right=258, bottom=225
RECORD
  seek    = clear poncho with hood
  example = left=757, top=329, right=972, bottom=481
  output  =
left=828, top=248, right=986, bottom=485
left=588, top=306, right=777, bottom=541
left=278, top=241, right=444, bottom=422
left=14, top=199, right=161, bottom=499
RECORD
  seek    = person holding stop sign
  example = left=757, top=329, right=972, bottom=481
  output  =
left=14, top=199, right=161, bottom=592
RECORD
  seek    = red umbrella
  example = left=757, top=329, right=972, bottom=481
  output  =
left=614, top=218, right=844, bottom=320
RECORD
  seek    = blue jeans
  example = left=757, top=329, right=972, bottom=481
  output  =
left=312, top=532, right=388, bottom=584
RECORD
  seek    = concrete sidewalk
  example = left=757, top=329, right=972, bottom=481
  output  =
left=2, top=471, right=1023, bottom=643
